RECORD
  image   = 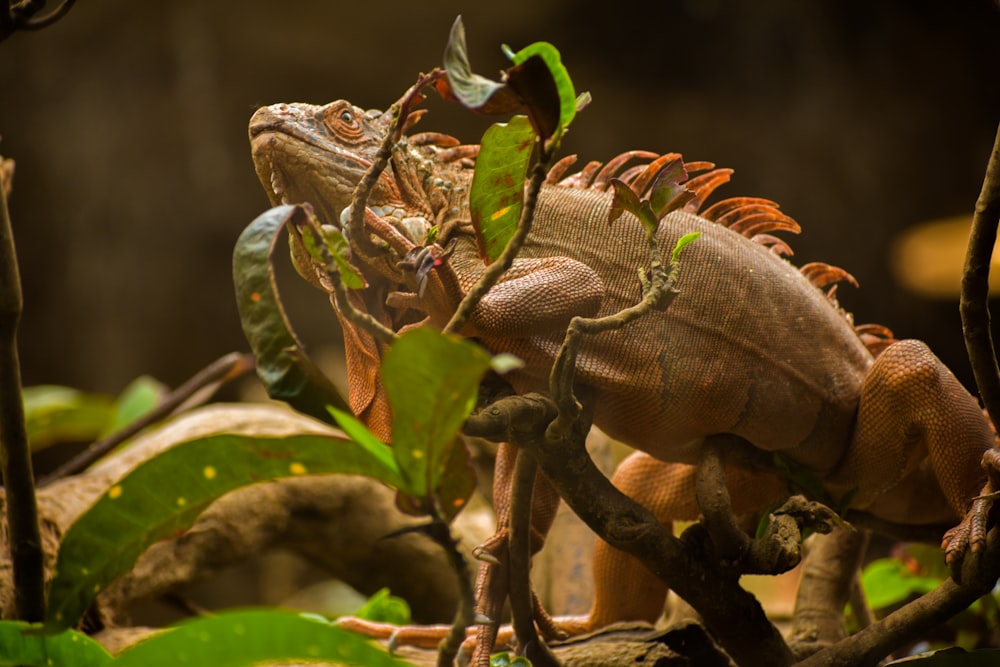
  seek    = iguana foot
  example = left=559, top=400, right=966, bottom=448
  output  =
left=942, top=449, right=1000, bottom=580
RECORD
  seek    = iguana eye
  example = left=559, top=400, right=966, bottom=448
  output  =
left=325, top=104, right=364, bottom=141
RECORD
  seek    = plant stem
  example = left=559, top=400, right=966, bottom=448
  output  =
left=0, top=160, right=46, bottom=622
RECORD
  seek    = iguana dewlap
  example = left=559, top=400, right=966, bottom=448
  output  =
left=248, top=99, right=997, bottom=634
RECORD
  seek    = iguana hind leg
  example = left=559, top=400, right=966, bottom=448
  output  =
left=584, top=450, right=789, bottom=628
left=829, top=339, right=995, bottom=562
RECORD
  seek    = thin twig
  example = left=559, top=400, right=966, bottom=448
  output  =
left=547, top=232, right=681, bottom=437
left=347, top=70, right=445, bottom=264
left=422, top=518, right=476, bottom=667
left=508, top=450, right=560, bottom=667
left=507, top=451, right=540, bottom=650
left=961, top=121, right=1000, bottom=424
left=0, top=157, right=46, bottom=622
left=39, top=351, right=255, bottom=485
left=330, top=278, right=396, bottom=347
left=1, top=0, right=77, bottom=41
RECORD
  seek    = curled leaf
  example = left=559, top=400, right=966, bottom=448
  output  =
left=233, top=205, right=349, bottom=421
left=503, top=40, right=579, bottom=146
left=442, top=16, right=520, bottom=114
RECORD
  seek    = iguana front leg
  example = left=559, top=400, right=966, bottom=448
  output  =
left=386, top=244, right=605, bottom=337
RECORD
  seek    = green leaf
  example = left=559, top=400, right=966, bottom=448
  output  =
left=470, top=116, right=536, bottom=262
left=502, top=55, right=560, bottom=143
left=22, top=385, right=114, bottom=451
left=503, top=41, right=578, bottom=145
left=45, top=431, right=404, bottom=630
left=382, top=328, right=490, bottom=502
left=290, top=208, right=365, bottom=290
left=491, top=652, right=533, bottom=667
left=234, top=204, right=349, bottom=422
left=114, top=609, right=409, bottom=667
left=670, top=232, right=702, bottom=264
left=104, top=376, right=166, bottom=436
left=0, top=622, right=112, bottom=667
left=442, top=16, right=519, bottom=114
left=328, top=407, right=400, bottom=477
left=861, top=558, right=941, bottom=610
left=352, top=588, right=411, bottom=625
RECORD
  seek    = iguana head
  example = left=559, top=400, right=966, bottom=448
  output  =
left=250, top=99, right=475, bottom=248
left=250, top=100, right=398, bottom=230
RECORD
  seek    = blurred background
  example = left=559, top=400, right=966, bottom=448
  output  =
left=2, top=0, right=1000, bottom=399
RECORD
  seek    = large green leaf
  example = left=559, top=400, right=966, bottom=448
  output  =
left=45, top=431, right=402, bottom=630
left=469, top=116, right=536, bottom=263
left=382, top=328, right=490, bottom=503
left=0, top=622, right=111, bottom=667
left=114, top=609, right=410, bottom=667
left=22, top=385, right=114, bottom=451
left=233, top=204, right=348, bottom=421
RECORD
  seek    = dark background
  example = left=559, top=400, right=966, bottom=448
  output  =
left=2, top=0, right=999, bottom=396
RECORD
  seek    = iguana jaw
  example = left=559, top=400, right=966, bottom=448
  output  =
left=249, top=100, right=398, bottom=230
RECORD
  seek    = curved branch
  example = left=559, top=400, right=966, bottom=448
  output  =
left=961, top=122, right=1000, bottom=423
left=444, top=156, right=551, bottom=336
left=0, top=158, right=45, bottom=622
left=18, top=0, right=76, bottom=30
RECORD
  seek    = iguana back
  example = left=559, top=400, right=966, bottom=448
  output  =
left=446, top=183, right=873, bottom=473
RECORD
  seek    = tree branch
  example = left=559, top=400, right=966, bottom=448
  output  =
left=0, top=157, right=45, bottom=623
left=465, top=394, right=795, bottom=667
left=795, top=528, right=1000, bottom=667
left=961, top=121, right=1000, bottom=424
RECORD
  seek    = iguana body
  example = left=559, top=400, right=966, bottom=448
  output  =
left=249, top=99, right=997, bottom=646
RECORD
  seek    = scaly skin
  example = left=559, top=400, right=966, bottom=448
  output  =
left=248, top=99, right=999, bottom=653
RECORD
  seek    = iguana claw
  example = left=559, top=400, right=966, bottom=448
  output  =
left=943, top=449, right=1000, bottom=578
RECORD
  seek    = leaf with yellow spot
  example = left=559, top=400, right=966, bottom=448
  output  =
left=381, top=327, right=490, bottom=518
left=469, top=115, right=536, bottom=263
left=0, top=621, right=112, bottom=667
left=233, top=204, right=349, bottom=422
left=45, top=431, right=403, bottom=631
left=112, top=609, right=407, bottom=667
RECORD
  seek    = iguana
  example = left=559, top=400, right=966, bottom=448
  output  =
left=248, top=98, right=1000, bottom=654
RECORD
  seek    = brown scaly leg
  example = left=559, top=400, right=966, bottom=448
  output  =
left=827, top=340, right=996, bottom=577
left=334, top=442, right=561, bottom=658
left=569, top=450, right=791, bottom=633
left=469, top=442, right=562, bottom=665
